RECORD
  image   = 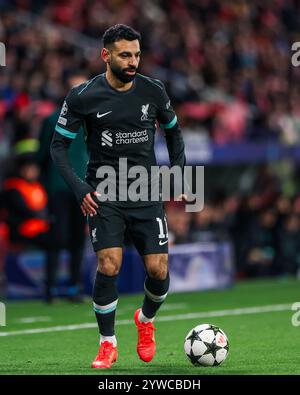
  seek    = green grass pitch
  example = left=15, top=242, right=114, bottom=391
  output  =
left=1, top=278, right=300, bottom=375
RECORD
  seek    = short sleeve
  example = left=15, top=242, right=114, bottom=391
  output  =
left=55, top=88, right=84, bottom=139
left=156, top=81, right=177, bottom=130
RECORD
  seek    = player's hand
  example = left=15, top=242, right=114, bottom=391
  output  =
left=176, top=194, right=188, bottom=201
left=80, top=191, right=101, bottom=217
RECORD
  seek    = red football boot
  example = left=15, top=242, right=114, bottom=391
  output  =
left=134, top=309, right=157, bottom=362
left=91, top=341, right=118, bottom=369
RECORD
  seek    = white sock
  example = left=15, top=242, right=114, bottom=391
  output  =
left=138, top=309, right=155, bottom=323
left=100, top=335, right=117, bottom=347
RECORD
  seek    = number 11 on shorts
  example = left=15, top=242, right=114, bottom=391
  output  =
left=156, top=216, right=168, bottom=239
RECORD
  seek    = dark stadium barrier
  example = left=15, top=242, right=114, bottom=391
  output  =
left=4, top=242, right=234, bottom=299
left=155, top=140, right=300, bottom=165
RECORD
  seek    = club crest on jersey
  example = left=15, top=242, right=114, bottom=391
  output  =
left=61, top=101, right=68, bottom=116
left=141, top=104, right=149, bottom=121
left=58, top=100, right=68, bottom=125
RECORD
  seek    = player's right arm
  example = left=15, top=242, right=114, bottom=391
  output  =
left=50, top=88, right=99, bottom=216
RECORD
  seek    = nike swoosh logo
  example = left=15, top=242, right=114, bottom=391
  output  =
left=97, top=111, right=112, bottom=118
left=159, top=240, right=168, bottom=246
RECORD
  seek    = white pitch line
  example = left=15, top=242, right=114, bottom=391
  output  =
left=15, top=316, right=52, bottom=324
left=160, top=303, right=187, bottom=311
left=0, top=322, right=98, bottom=336
left=0, top=303, right=292, bottom=337
left=157, top=303, right=293, bottom=322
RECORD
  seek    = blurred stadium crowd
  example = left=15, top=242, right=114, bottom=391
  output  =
left=1, top=0, right=300, bottom=148
left=1, top=0, right=300, bottom=281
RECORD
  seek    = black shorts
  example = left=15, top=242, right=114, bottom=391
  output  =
left=87, top=203, right=168, bottom=255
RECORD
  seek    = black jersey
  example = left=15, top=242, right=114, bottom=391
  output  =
left=51, top=73, right=185, bottom=207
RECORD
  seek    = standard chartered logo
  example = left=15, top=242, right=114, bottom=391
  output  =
left=101, top=129, right=149, bottom=147
left=116, top=130, right=148, bottom=145
left=101, top=130, right=113, bottom=147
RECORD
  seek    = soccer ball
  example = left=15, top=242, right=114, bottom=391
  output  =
left=184, top=324, right=229, bottom=366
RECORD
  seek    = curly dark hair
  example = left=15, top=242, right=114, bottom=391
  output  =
left=102, top=24, right=141, bottom=48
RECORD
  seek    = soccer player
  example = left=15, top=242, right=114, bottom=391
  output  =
left=50, top=24, right=186, bottom=369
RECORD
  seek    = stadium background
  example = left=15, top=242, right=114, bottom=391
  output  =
left=0, top=0, right=300, bottom=376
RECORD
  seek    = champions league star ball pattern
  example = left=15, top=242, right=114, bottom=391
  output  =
left=184, top=324, right=229, bottom=366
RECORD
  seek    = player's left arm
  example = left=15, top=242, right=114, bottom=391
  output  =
left=156, top=82, right=188, bottom=199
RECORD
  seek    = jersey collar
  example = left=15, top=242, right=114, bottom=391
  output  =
left=102, top=73, right=136, bottom=95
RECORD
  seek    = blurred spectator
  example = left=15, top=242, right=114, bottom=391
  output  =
left=165, top=201, right=192, bottom=244
left=2, top=152, right=58, bottom=300
left=191, top=204, right=215, bottom=243
left=277, top=214, right=300, bottom=276
left=3, top=153, right=50, bottom=245
left=245, top=208, right=277, bottom=277
left=37, top=70, right=88, bottom=303
left=250, top=164, right=280, bottom=209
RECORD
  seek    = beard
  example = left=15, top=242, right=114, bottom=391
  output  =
left=110, top=61, right=137, bottom=83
